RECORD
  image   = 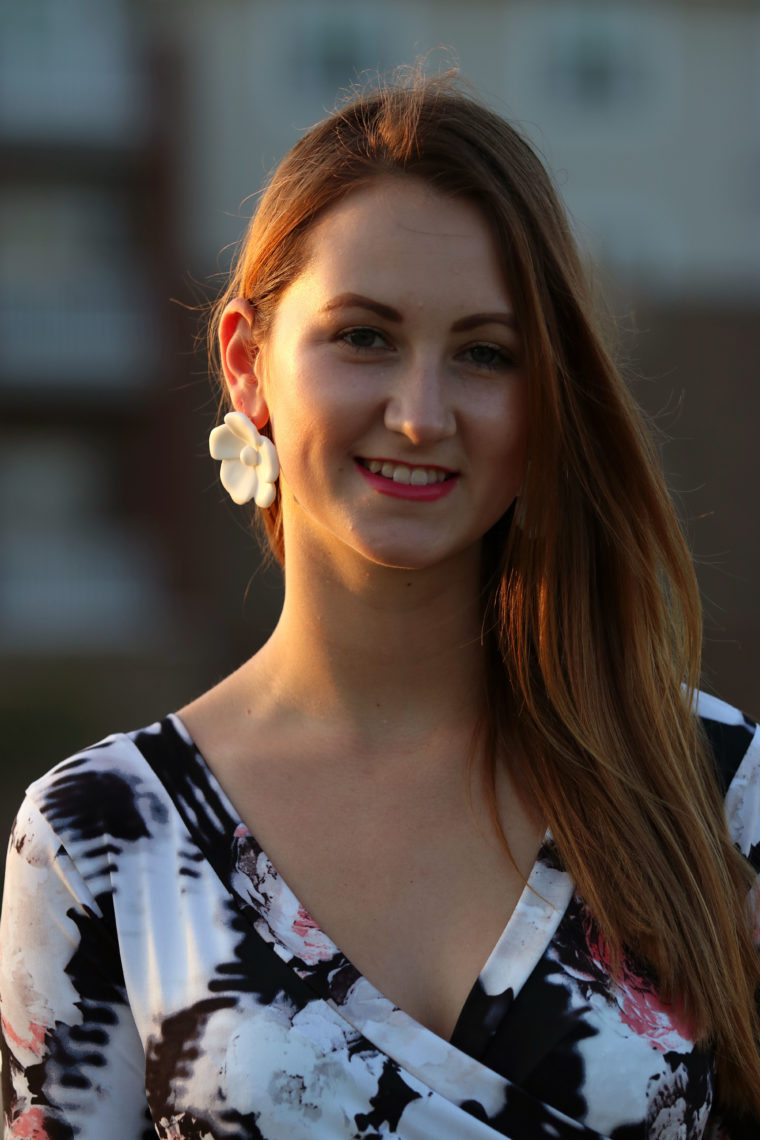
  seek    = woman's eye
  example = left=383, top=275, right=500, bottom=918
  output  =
left=339, top=327, right=387, bottom=351
left=462, top=343, right=516, bottom=371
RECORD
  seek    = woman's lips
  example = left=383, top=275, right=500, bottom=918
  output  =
left=355, top=458, right=457, bottom=501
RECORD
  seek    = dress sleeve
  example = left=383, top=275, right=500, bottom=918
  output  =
left=723, top=719, right=760, bottom=879
left=705, top=719, right=760, bottom=1140
left=0, top=796, right=154, bottom=1139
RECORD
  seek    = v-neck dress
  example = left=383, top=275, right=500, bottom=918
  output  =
left=1, top=691, right=758, bottom=1139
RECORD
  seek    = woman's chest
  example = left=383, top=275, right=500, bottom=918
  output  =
left=110, top=812, right=716, bottom=1139
left=223, top=763, right=540, bottom=1041
left=115, top=847, right=716, bottom=1140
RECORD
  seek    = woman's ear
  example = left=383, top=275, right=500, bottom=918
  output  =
left=218, top=297, right=270, bottom=428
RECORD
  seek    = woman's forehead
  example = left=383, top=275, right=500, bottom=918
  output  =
left=283, top=178, right=513, bottom=314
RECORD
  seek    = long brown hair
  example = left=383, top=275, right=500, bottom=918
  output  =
left=210, top=68, right=760, bottom=1112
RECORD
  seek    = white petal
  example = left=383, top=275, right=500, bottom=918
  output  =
left=254, top=480, right=277, bottom=509
left=209, top=423, right=243, bottom=460
left=224, top=410, right=260, bottom=447
left=220, top=459, right=258, bottom=505
left=257, top=436, right=279, bottom=484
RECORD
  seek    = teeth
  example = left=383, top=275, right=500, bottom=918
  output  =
left=363, top=459, right=448, bottom=486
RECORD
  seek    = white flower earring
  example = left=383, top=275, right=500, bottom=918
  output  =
left=209, top=411, right=279, bottom=508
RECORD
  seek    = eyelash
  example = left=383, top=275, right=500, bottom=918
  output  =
left=338, top=327, right=388, bottom=352
left=336, top=327, right=517, bottom=372
left=461, top=344, right=516, bottom=372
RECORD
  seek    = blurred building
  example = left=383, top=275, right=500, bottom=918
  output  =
left=1, top=0, right=759, bottom=823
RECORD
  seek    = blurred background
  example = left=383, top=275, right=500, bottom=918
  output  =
left=1, top=0, right=759, bottom=856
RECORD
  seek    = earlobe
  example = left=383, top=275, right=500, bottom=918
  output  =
left=219, top=297, right=270, bottom=428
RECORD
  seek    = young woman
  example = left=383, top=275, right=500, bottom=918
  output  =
left=1, top=73, right=759, bottom=1140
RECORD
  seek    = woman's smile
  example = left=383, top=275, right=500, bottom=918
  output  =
left=354, top=457, right=458, bottom=500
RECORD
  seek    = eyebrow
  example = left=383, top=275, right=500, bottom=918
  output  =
left=320, top=292, right=518, bottom=332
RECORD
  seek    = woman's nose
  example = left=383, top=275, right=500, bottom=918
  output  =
left=383, top=361, right=456, bottom=446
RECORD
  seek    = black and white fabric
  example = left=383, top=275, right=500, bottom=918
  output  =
left=1, top=691, right=758, bottom=1139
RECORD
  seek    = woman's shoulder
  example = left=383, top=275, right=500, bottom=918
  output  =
left=21, top=716, right=196, bottom=849
left=694, top=689, right=760, bottom=861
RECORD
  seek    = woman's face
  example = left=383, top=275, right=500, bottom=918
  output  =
left=248, top=177, right=529, bottom=574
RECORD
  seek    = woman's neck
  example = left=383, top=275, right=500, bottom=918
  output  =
left=253, top=539, right=486, bottom=752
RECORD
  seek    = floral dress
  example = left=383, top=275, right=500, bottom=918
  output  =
left=1, top=691, right=758, bottom=1139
